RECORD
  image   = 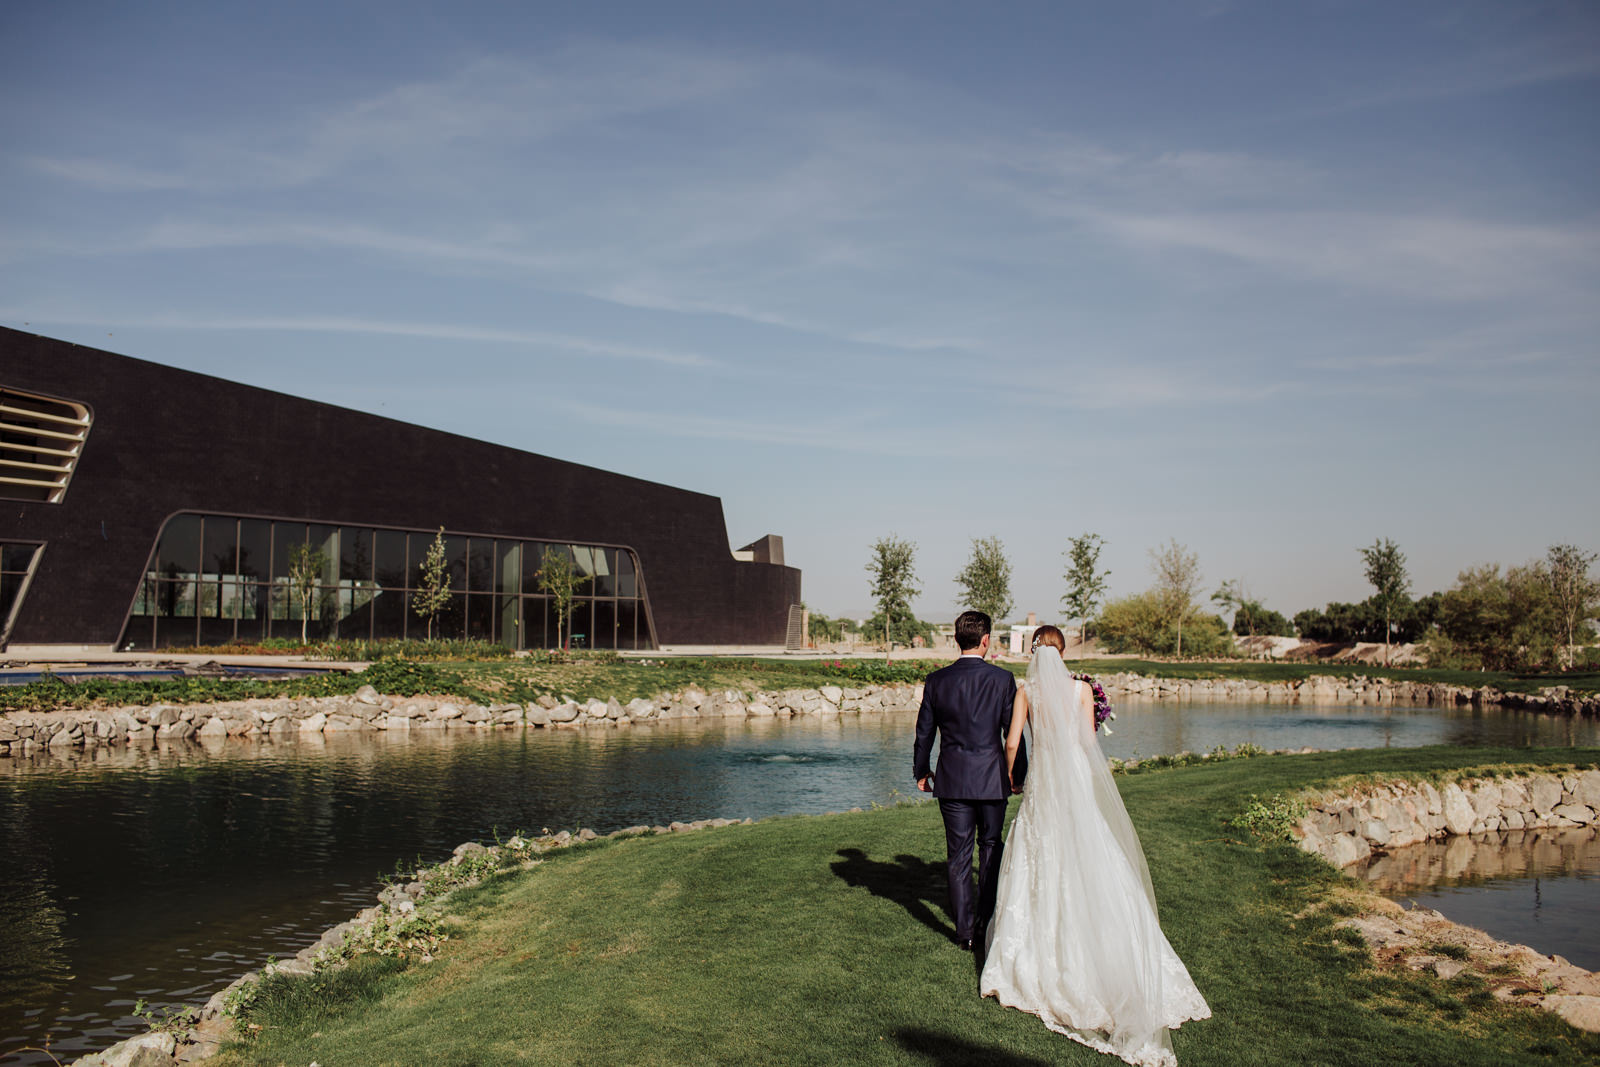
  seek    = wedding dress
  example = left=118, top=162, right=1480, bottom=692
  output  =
left=979, top=646, right=1210, bottom=1066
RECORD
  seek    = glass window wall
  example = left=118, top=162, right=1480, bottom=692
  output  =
left=120, top=515, right=653, bottom=651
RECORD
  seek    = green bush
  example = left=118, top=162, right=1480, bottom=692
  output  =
left=308, top=638, right=513, bottom=662
left=358, top=657, right=452, bottom=695
left=1095, top=593, right=1235, bottom=657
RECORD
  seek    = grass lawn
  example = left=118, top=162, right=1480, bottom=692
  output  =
left=214, top=746, right=1600, bottom=1066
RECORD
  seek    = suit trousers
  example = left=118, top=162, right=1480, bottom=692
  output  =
left=938, top=798, right=1006, bottom=942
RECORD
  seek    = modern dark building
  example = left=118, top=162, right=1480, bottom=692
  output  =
left=0, top=327, right=801, bottom=652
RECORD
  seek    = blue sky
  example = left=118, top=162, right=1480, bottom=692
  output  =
left=4, top=1, right=1596, bottom=624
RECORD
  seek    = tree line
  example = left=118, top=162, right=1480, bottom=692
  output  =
left=844, top=533, right=1599, bottom=671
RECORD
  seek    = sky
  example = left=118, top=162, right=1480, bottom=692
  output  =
left=3, top=1, right=1597, bottom=624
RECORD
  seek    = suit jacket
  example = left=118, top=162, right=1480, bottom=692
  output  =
left=913, top=654, right=1026, bottom=800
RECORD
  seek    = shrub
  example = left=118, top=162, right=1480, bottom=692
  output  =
left=1096, top=593, right=1234, bottom=657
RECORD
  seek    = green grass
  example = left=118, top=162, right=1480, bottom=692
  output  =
left=213, top=746, right=1600, bottom=1066
left=7, top=655, right=1594, bottom=717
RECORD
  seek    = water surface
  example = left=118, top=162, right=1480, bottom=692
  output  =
left=1357, top=826, right=1600, bottom=971
left=2, top=698, right=1595, bottom=1064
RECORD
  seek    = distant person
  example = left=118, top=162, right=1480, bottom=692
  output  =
left=980, top=624, right=1210, bottom=1065
left=912, top=610, right=1026, bottom=950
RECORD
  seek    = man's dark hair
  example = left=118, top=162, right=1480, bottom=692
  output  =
left=954, top=610, right=991, bottom=651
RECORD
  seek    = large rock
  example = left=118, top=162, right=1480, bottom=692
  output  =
left=1440, top=783, right=1477, bottom=836
left=354, top=684, right=382, bottom=705
left=1546, top=995, right=1600, bottom=1033
left=1530, top=776, right=1562, bottom=815
left=144, top=705, right=180, bottom=727
left=1553, top=804, right=1596, bottom=826
left=1322, top=833, right=1372, bottom=867
left=157, top=720, right=195, bottom=740
left=85, top=1031, right=178, bottom=1067
left=1469, top=782, right=1503, bottom=819
left=547, top=702, right=580, bottom=724
left=1575, top=771, right=1600, bottom=809
left=297, top=711, right=327, bottom=733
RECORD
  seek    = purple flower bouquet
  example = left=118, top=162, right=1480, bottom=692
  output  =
left=1073, top=674, right=1115, bottom=733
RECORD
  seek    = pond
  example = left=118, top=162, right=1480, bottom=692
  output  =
left=2, top=698, right=1596, bottom=1064
left=1356, top=826, right=1600, bottom=971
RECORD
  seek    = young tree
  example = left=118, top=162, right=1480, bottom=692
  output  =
left=1061, top=533, right=1110, bottom=644
left=866, top=535, right=920, bottom=663
left=1211, top=578, right=1247, bottom=635
left=286, top=542, right=328, bottom=644
left=1546, top=544, right=1600, bottom=668
left=955, top=535, right=1013, bottom=626
left=1359, top=537, right=1411, bottom=666
left=412, top=527, right=451, bottom=641
left=1149, top=539, right=1201, bottom=657
left=537, top=545, right=586, bottom=651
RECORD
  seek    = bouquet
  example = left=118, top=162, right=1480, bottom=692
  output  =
left=1073, top=674, right=1115, bottom=733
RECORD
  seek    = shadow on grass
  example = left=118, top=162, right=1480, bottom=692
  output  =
left=831, top=848, right=958, bottom=945
left=893, top=1027, right=1055, bottom=1066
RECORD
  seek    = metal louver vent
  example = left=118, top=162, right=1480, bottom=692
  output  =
left=0, top=386, right=92, bottom=503
left=785, top=603, right=805, bottom=650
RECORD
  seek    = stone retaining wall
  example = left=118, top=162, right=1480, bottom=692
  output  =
left=8, top=669, right=1596, bottom=760
left=0, top=682, right=923, bottom=759
left=1101, top=672, right=1600, bottom=716
left=1295, top=771, right=1600, bottom=1034
left=1296, top=769, right=1600, bottom=869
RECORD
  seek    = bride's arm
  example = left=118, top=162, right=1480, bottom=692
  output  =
left=1004, top=688, right=1029, bottom=793
left=1080, top=678, right=1096, bottom=731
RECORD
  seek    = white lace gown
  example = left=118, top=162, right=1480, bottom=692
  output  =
left=980, top=649, right=1210, bottom=1066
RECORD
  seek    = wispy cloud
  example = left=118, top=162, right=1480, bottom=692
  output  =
left=566, top=400, right=955, bottom=456
left=1, top=310, right=718, bottom=368
left=1060, top=205, right=1600, bottom=303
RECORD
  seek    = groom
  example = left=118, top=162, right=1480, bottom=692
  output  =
left=913, top=610, right=1026, bottom=951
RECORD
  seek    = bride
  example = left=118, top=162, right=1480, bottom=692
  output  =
left=979, top=625, right=1210, bottom=1066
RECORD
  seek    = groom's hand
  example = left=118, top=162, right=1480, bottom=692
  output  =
left=917, top=776, right=932, bottom=793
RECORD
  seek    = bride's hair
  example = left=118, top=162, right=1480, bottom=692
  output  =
left=1030, top=624, right=1065, bottom=652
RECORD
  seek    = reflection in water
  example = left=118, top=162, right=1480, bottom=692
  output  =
left=0, top=719, right=919, bottom=1064
left=1097, top=698, right=1599, bottom=760
left=0, top=699, right=1596, bottom=1064
left=1357, top=827, right=1600, bottom=971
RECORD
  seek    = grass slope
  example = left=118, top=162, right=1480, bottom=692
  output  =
left=216, top=747, right=1600, bottom=1066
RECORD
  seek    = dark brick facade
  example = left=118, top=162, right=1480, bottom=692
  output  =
left=0, top=327, right=800, bottom=648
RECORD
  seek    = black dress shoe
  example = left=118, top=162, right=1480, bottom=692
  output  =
left=958, top=937, right=975, bottom=951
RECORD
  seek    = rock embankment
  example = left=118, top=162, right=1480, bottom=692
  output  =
left=1296, top=769, right=1600, bottom=869
left=0, top=683, right=921, bottom=758
left=1100, top=672, right=1600, bottom=716
left=1295, top=770, right=1600, bottom=1033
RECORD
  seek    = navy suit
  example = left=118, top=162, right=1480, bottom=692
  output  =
left=913, top=653, right=1026, bottom=942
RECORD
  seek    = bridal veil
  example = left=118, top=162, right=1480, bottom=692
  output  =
left=979, top=645, right=1209, bottom=1067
